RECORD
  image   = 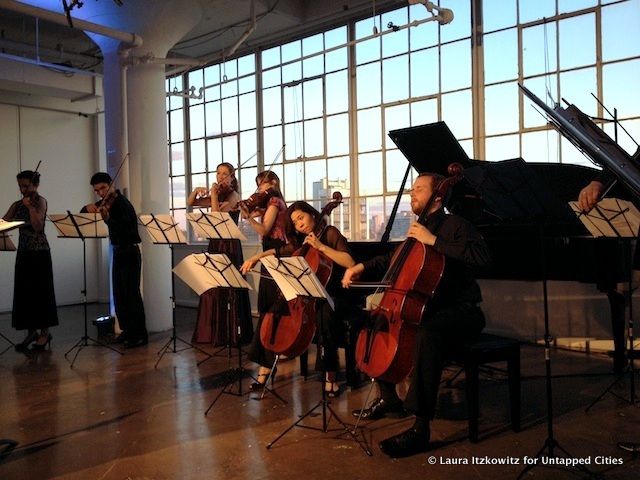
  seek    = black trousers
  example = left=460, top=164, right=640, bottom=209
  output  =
left=112, top=244, right=147, bottom=339
left=378, top=303, right=485, bottom=420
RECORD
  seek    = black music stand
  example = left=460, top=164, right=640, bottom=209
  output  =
left=0, top=221, right=21, bottom=356
left=138, top=214, right=212, bottom=368
left=462, top=160, right=597, bottom=479
left=49, top=212, right=123, bottom=367
left=172, top=253, right=265, bottom=413
left=186, top=211, right=248, bottom=362
left=574, top=199, right=640, bottom=411
left=259, top=255, right=372, bottom=456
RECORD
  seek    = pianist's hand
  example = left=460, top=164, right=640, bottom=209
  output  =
left=578, top=181, right=603, bottom=212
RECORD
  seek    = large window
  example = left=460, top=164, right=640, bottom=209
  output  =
left=167, top=0, right=640, bottom=241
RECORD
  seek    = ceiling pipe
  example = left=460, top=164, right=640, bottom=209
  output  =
left=0, top=0, right=143, bottom=48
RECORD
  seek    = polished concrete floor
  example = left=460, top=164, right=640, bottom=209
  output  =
left=1, top=304, right=639, bottom=480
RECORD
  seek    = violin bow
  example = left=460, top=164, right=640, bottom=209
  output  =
left=98, top=152, right=129, bottom=208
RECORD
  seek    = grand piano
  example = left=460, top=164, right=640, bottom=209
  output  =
left=349, top=119, right=636, bottom=371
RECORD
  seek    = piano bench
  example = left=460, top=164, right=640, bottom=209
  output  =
left=450, top=333, right=521, bottom=443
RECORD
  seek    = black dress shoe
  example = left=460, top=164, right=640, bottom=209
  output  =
left=112, top=333, right=127, bottom=344
left=351, top=397, right=406, bottom=420
left=123, top=336, right=148, bottom=349
left=379, top=427, right=430, bottom=458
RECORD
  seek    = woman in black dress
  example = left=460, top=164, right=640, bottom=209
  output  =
left=187, top=162, right=253, bottom=346
left=3, top=170, right=58, bottom=351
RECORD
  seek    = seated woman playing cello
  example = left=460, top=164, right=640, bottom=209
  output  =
left=242, top=200, right=355, bottom=397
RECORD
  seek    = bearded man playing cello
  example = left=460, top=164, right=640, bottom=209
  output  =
left=342, top=172, right=491, bottom=458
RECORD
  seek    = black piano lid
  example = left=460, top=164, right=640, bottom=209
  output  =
left=388, top=122, right=475, bottom=174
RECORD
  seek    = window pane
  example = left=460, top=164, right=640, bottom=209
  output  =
left=327, top=114, right=349, bottom=157
left=221, top=79, right=238, bottom=98
left=171, top=176, right=185, bottom=209
left=386, top=194, right=412, bottom=241
left=305, top=159, right=327, bottom=200
left=188, top=70, right=204, bottom=106
left=559, top=68, right=597, bottom=117
left=383, top=54, right=409, bottom=103
left=282, top=40, right=301, bottom=63
left=207, top=139, right=221, bottom=167
left=358, top=108, right=382, bottom=152
left=222, top=136, right=238, bottom=165
left=356, top=62, right=381, bottom=108
left=303, top=55, right=324, bottom=78
left=558, top=0, right=596, bottom=14
left=240, top=130, right=257, bottom=167
left=441, top=39, right=471, bottom=91
left=191, top=173, right=207, bottom=192
left=440, top=0, right=471, bottom=43
left=409, top=5, right=438, bottom=49
left=559, top=14, right=595, bottom=70
left=284, top=161, right=304, bottom=202
left=384, top=104, right=410, bottom=143
left=262, top=87, right=282, bottom=126
left=484, top=29, right=518, bottom=84
left=221, top=97, right=238, bottom=132
left=282, top=61, right=302, bottom=84
left=285, top=122, right=304, bottom=160
left=239, top=166, right=258, bottom=199
left=168, top=76, right=183, bottom=110
left=170, top=143, right=185, bottom=176
left=482, top=0, right=516, bottom=32
left=284, top=84, right=302, bottom=123
left=238, top=54, right=255, bottom=76
left=522, top=23, right=557, bottom=77
left=326, top=70, right=348, bottom=114
left=519, top=0, right=555, bottom=23
left=222, top=59, right=237, bottom=79
left=485, top=82, right=519, bottom=135
left=325, top=26, right=346, bottom=49
left=264, top=126, right=283, bottom=165
left=205, top=101, right=221, bottom=137
left=441, top=90, right=472, bottom=138
left=328, top=156, right=350, bottom=190
left=238, top=75, right=255, bottom=95
left=189, top=104, right=204, bottom=139
left=410, top=49, right=438, bottom=97
left=381, top=8, right=409, bottom=58
left=303, top=33, right=323, bottom=56
left=326, top=47, right=348, bottom=72
left=304, top=119, right=324, bottom=157
left=205, top=83, right=220, bottom=102
left=521, top=130, right=560, bottom=163
left=522, top=75, right=558, bottom=129
left=303, top=79, right=323, bottom=119
left=385, top=149, right=409, bottom=193
left=602, top=0, right=640, bottom=62
left=358, top=152, right=383, bottom=196
left=191, top=140, right=206, bottom=173
left=485, top=134, right=520, bottom=161
left=359, top=196, right=384, bottom=240
left=239, top=93, right=256, bottom=130
left=355, top=19, right=381, bottom=65
left=411, top=99, right=438, bottom=126
left=262, top=46, right=280, bottom=69
left=170, top=109, right=184, bottom=143
left=603, top=60, right=640, bottom=119
left=262, top=67, right=281, bottom=88
left=562, top=136, right=593, bottom=167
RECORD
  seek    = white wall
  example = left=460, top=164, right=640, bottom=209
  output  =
left=0, top=103, right=106, bottom=313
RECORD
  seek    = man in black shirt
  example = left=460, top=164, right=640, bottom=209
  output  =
left=342, top=172, right=491, bottom=458
left=82, top=172, right=148, bottom=348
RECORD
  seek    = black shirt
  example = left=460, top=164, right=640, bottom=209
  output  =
left=81, top=190, right=141, bottom=246
left=362, top=209, right=491, bottom=313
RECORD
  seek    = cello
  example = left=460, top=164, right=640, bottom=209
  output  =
left=259, top=192, right=343, bottom=358
left=355, top=165, right=462, bottom=383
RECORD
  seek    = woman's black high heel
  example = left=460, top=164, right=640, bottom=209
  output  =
left=325, top=381, right=342, bottom=398
left=14, top=331, right=39, bottom=353
left=31, top=333, right=52, bottom=351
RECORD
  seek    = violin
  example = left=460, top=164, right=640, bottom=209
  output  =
left=354, top=165, right=463, bottom=383
left=238, top=187, right=278, bottom=213
left=259, top=192, right=343, bottom=358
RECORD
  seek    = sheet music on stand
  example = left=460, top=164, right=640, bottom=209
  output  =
left=138, top=214, right=186, bottom=244
left=173, top=253, right=252, bottom=295
left=0, top=219, right=22, bottom=251
left=187, top=212, right=247, bottom=241
left=569, top=198, right=640, bottom=238
left=261, top=255, right=334, bottom=310
left=48, top=213, right=107, bottom=238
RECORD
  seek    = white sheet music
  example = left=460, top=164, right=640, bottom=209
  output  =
left=139, top=214, right=186, bottom=244
left=187, top=212, right=247, bottom=241
left=261, top=255, right=334, bottom=310
left=0, top=219, right=24, bottom=233
left=173, top=253, right=252, bottom=296
left=48, top=213, right=108, bottom=238
left=569, top=198, right=640, bottom=238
